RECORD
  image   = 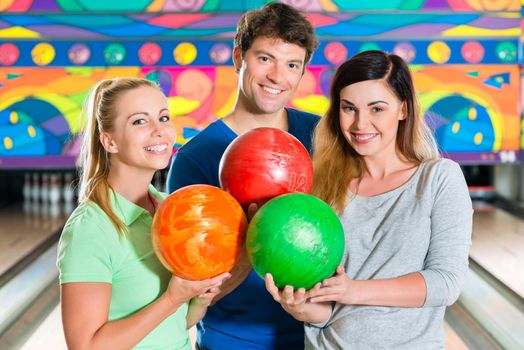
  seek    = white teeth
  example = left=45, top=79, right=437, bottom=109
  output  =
left=263, top=86, right=281, bottom=94
left=144, top=144, right=168, bottom=152
left=354, top=134, right=377, bottom=141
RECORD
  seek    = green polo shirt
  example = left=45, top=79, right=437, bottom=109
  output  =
left=57, top=185, right=191, bottom=350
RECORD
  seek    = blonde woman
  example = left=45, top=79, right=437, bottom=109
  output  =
left=57, top=78, right=229, bottom=350
left=265, top=51, right=473, bottom=349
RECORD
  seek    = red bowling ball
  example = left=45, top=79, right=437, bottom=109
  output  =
left=219, top=127, right=313, bottom=207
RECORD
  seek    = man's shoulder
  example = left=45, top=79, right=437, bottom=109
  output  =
left=287, top=108, right=321, bottom=135
left=177, top=120, right=230, bottom=157
left=287, top=108, right=321, bottom=124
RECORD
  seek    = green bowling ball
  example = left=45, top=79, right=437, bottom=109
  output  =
left=246, top=193, right=345, bottom=289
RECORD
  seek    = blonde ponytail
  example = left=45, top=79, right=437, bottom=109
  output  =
left=77, top=78, right=159, bottom=235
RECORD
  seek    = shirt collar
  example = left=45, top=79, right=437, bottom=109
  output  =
left=110, top=184, right=165, bottom=225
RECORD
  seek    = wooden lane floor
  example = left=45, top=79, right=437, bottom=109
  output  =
left=18, top=302, right=468, bottom=350
left=0, top=202, right=68, bottom=278
left=471, top=204, right=524, bottom=299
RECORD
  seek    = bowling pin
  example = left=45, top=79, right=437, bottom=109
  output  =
left=23, top=173, right=32, bottom=201
left=63, top=172, right=75, bottom=204
left=31, top=173, right=40, bottom=202
left=49, top=201, right=61, bottom=218
left=40, top=173, right=50, bottom=203
left=49, top=173, right=61, bottom=204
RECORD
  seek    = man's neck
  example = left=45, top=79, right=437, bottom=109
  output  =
left=223, top=108, right=289, bottom=136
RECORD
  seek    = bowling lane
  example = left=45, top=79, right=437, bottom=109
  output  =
left=18, top=299, right=465, bottom=350
left=470, top=205, right=524, bottom=298
left=0, top=202, right=67, bottom=278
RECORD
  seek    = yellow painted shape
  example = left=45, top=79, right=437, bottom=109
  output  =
left=9, top=110, right=18, bottom=124
left=0, top=26, right=41, bottom=38
left=28, top=125, right=36, bottom=138
left=167, top=96, right=200, bottom=116
left=215, top=91, right=237, bottom=118
left=319, top=0, right=339, bottom=11
left=427, top=41, right=450, bottom=64
left=3, top=137, right=13, bottom=150
left=474, top=132, right=483, bottom=145
left=173, top=42, right=197, bottom=65
left=442, top=25, right=519, bottom=38
left=147, top=0, right=164, bottom=11
left=31, top=43, right=56, bottom=66
left=468, top=106, right=477, bottom=120
left=452, top=122, right=460, bottom=133
left=291, top=95, right=329, bottom=116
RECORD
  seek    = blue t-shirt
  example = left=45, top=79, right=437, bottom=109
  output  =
left=166, top=108, right=320, bottom=350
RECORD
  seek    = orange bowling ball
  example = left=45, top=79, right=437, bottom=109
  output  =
left=152, top=184, right=247, bottom=280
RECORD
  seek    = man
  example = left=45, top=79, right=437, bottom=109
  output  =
left=166, top=3, right=319, bottom=349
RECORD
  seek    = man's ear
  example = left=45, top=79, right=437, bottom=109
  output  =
left=233, top=47, right=243, bottom=74
left=399, top=102, right=408, bottom=121
left=100, top=132, right=118, bottom=154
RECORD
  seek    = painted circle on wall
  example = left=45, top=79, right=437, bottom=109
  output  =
left=174, top=42, right=197, bottom=65
left=138, top=42, right=162, bottom=65
left=0, top=43, right=20, bottom=66
left=103, top=43, right=126, bottom=65
left=393, top=42, right=416, bottom=63
left=209, top=42, right=232, bottom=64
left=427, top=41, right=451, bottom=64
left=68, top=43, right=91, bottom=65
left=461, top=41, right=484, bottom=64
left=31, top=43, right=56, bottom=66
left=323, top=42, right=347, bottom=65
left=495, top=41, right=516, bottom=63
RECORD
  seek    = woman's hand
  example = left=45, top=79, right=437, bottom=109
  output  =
left=264, top=273, right=331, bottom=324
left=191, top=285, right=222, bottom=308
left=164, top=272, right=230, bottom=310
left=308, top=266, right=353, bottom=304
left=265, top=273, right=306, bottom=313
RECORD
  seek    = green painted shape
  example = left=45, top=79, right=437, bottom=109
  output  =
left=359, top=42, right=381, bottom=53
left=16, top=111, right=33, bottom=123
left=145, top=71, right=159, bottom=83
left=352, top=14, right=437, bottom=26
left=56, top=0, right=83, bottom=11
left=333, top=0, right=424, bottom=10
left=164, top=28, right=234, bottom=37
left=495, top=41, right=517, bottom=63
left=47, top=15, right=134, bottom=27
left=56, top=0, right=152, bottom=12
left=399, top=0, right=425, bottom=10
left=246, top=193, right=345, bottom=289
left=68, top=91, right=89, bottom=107
left=201, top=0, right=221, bottom=11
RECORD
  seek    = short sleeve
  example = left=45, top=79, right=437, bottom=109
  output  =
left=57, top=207, right=117, bottom=284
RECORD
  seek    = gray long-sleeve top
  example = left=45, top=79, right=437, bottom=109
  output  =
left=305, top=158, right=473, bottom=350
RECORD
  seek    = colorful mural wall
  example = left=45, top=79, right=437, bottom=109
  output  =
left=0, top=0, right=521, bottom=168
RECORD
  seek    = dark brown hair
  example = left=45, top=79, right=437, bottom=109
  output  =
left=312, top=51, right=438, bottom=213
left=234, top=2, right=318, bottom=64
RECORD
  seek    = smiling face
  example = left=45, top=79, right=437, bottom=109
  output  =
left=233, top=36, right=306, bottom=116
left=100, top=86, right=175, bottom=172
left=339, top=79, right=406, bottom=160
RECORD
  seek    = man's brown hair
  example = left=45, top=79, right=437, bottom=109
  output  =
left=234, top=2, right=319, bottom=65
